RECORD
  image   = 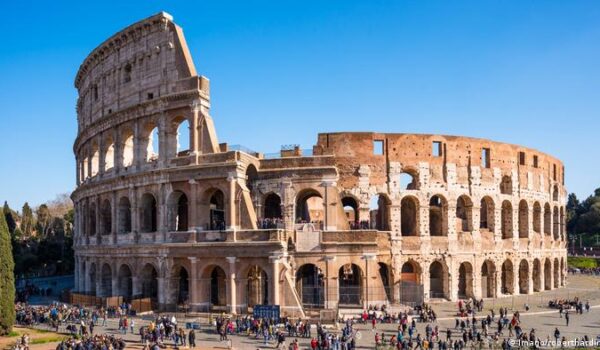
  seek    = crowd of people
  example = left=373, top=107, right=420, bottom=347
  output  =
left=54, top=334, right=126, bottom=350
left=258, top=218, right=285, bottom=229
left=569, top=266, right=600, bottom=276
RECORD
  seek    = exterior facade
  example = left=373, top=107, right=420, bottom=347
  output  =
left=72, top=12, right=568, bottom=316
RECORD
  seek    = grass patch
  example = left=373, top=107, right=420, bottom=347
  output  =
left=7, top=331, right=20, bottom=337
left=30, top=336, right=65, bottom=345
left=568, top=256, right=599, bottom=269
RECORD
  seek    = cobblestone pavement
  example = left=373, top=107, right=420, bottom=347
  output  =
left=29, top=275, right=600, bottom=349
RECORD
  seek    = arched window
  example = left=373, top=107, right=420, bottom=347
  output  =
left=401, top=196, right=419, bottom=236
left=500, top=175, right=512, bottom=195
left=264, top=193, right=282, bottom=219
left=518, top=200, right=528, bottom=238
left=90, top=144, right=99, bottom=177
left=341, top=196, right=359, bottom=228
left=429, top=195, right=447, bottom=236
left=122, top=130, right=134, bottom=168
left=145, top=124, right=160, bottom=162
left=82, top=157, right=89, bottom=179
left=209, top=190, right=225, bottom=230
left=295, top=190, right=323, bottom=224
left=168, top=191, right=189, bottom=232
left=89, top=203, right=97, bottom=236
left=100, top=199, right=112, bottom=235
left=455, top=195, right=473, bottom=233
left=553, top=206, right=559, bottom=240
left=501, top=200, right=513, bottom=239
left=140, top=193, right=157, bottom=233
left=104, top=136, right=115, bottom=171
left=552, top=185, right=559, bottom=202
left=533, top=202, right=542, bottom=233
left=176, top=119, right=190, bottom=156
left=245, top=165, right=258, bottom=193
left=123, top=63, right=132, bottom=83
left=399, top=170, right=418, bottom=190
left=117, top=197, right=132, bottom=234
left=370, top=194, right=391, bottom=231
left=543, top=203, right=551, bottom=236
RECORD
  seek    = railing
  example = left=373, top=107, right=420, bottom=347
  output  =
left=320, top=230, right=380, bottom=244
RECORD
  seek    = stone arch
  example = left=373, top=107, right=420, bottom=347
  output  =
left=90, top=142, right=100, bottom=177
left=246, top=265, right=269, bottom=307
left=553, top=258, right=560, bottom=289
left=202, top=265, right=226, bottom=307
left=533, top=202, right=542, bottom=233
left=429, top=260, right=448, bottom=299
left=378, top=262, right=394, bottom=302
left=140, top=193, right=157, bottom=233
left=100, top=199, right=112, bottom=235
left=481, top=260, right=497, bottom=298
left=400, top=260, right=421, bottom=283
left=500, top=175, right=512, bottom=195
left=455, top=195, right=473, bottom=233
left=104, top=135, right=115, bottom=171
left=295, top=263, right=324, bottom=308
left=295, top=189, right=323, bottom=224
left=341, top=196, right=359, bottom=227
left=370, top=193, right=391, bottom=231
left=171, top=265, right=189, bottom=305
left=544, top=258, right=552, bottom=290
left=543, top=203, right=551, bottom=236
left=121, top=128, right=134, bottom=168
left=533, top=259, right=542, bottom=292
left=168, top=116, right=190, bottom=157
left=245, top=164, right=258, bottom=193
left=458, top=262, right=474, bottom=299
left=89, top=202, right=97, bottom=236
left=501, top=259, right=514, bottom=295
left=518, top=259, right=529, bottom=294
left=480, top=196, right=495, bottom=232
left=117, top=264, right=133, bottom=300
left=401, top=196, right=420, bottom=236
left=264, top=193, right=282, bottom=219
left=501, top=200, right=513, bottom=239
left=100, top=263, right=112, bottom=297
left=552, top=185, right=559, bottom=202
left=553, top=207, right=559, bottom=240
left=518, top=200, right=529, bottom=238
left=339, top=263, right=363, bottom=306
left=429, top=195, right=448, bottom=236
left=167, top=190, right=189, bottom=232
left=117, top=197, right=132, bottom=234
left=89, top=262, right=97, bottom=294
left=399, top=169, right=419, bottom=190
left=205, top=188, right=226, bottom=230
left=143, top=122, right=160, bottom=162
left=140, top=263, right=158, bottom=300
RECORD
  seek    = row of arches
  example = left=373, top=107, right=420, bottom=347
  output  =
left=79, top=118, right=191, bottom=181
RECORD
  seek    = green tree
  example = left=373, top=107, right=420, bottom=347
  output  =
left=20, top=202, right=33, bottom=237
left=2, top=202, right=16, bottom=234
left=0, top=210, right=15, bottom=334
left=36, top=204, right=50, bottom=237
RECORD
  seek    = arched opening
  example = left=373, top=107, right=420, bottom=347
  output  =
left=89, top=203, right=97, bottom=236
left=339, top=264, right=363, bottom=306
left=553, top=258, right=560, bottom=289
left=544, top=259, right=552, bottom=290
left=553, top=207, right=559, bottom=240
left=378, top=263, right=393, bottom=302
left=167, top=191, right=189, bottom=232
left=480, top=196, right=495, bottom=232
left=174, top=118, right=190, bottom=156
left=429, top=261, right=447, bottom=299
left=100, top=263, right=112, bottom=297
left=295, top=189, right=323, bottom=224
left=140, top=264, right=158, bottom=300
left=263, top=193, right=282, bottom=221
left=401, top=196, right=419, bottom=236
left=370, top=194, right=391, bottom=231
left=341, top=196, right=359, bottom=228
left=501, top=260, right=514, bottom=295
left=429, top=195, right=448, bottom=236
left=89, top=263, right=97, bottom=295
left=455, top=195, right=473, bottom=233
left=247, top=265, right=268, bottom=307
left=518, top=260, right=529, bottom=294
left=400, top=261, right=422, bottom=305
left=458, top=262, right=474, bottom=299
left=210, top=266, right=227, bottom=307
left=144, top=124, right=160, bottom=162
left=399, top=170, right=418, bottom=190
left=543, top=203, right=551, bottom=236
left=501, top=200, right=513, bottom=239
left=122, top=130, right=134, bottom=168
left=100, top=199, right=112, bottom=235
left=90, top=144, right=99, bottom=177
left=117, top=265, right=133, bottom=300
left=533, top=202, right=542, bottom=233
left=533, top=259, right=542, bottom=292
left=552, top=185, right=559, bottom=202
left=140, top=193, right=157, bottom=233
left=481, top=260, right=496, bottom=298
left=295, top=264, right=324, bottom=309
left=117, top=197, right=132, bottom=234
left=82, top=157, right=89, bottom=179
left=208, top=190, right=225, bottom=230
left=245, top=165, right=258, bottom=193
left=401, top=261, right=420, bottom=283
left=560, top=258, right=565, bottom=286
left=172, top=266, right=189, bottom=305
left=518, top=200, right=528, bottom=238
left=500, top=175, right=512, bottom=195
left=104, top=137, right=115, bottom=171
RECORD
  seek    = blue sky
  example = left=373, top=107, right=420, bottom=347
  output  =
left=1, top=0, right=599, bottom=210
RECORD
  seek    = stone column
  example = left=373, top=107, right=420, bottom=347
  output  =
left=449, top=260, right=459, bottom=301
left=495, top=270, right=502, bottom=297
left=133, top=119, right=141, bottom=171
left=73, top=256, right=79, bottom=292
left=189, top=257, right=199, bottom=311
left=190, top=100, right=201, bottom=156
left=324, top=256, right=337, bottom=309
left=270, top=256, right=281, bottom=305
left=157, top=277, right=167, bottom=308
left=321, top=178, right=338, bottom=231
left=389, top=202, right=401, bottom=238
left=132, top=277, right=141, bottom=298
left=226, top=257, right=238, bottom=314
left=129, top=186, right=139, bottom=235
left=363, top=254, right=376, bottom=308
left=95, top=196, right=101, bottom=244
left=114, top=129, right=122, bottom=174
left=527, top=260, right=534, bottom=294
left=473, top=261, right=482, bottom=299
left=512, top=260, right=520, bottom=296
left=280, top=179, right=294, bottom=231
left=98, top=134, right=105, bottom=177
left=227, top=173, right=238, bottom=231
left=422, top=266, right=431, bottom=301
left=189, top=179, right=198, bottom=237
left=158, top=183, right=168, bottom=242
left=158, top=112, right=167, bottom=167
left=112, top=192, right=118, bottom=244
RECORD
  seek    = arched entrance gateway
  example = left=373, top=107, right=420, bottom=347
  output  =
left=501, top=260, right=514, bottom=295
left=544, top=259, right=552, bottom=290
left=533, top=259, right=542, bottom=292
left=247, top=265, right=268, bottom=308
left=210, top=266, right=227, bottom=308
left=429, top=261, right=448, bottom=299
left=458, top=262, right=474, bottom=299
left=399, top=261, right=423, bottom=305
left=481, top=260, right=496, bottom=298
left=338, top=264, right=363, bottom=306
left=171, top=266, right=189, bottom=306
left=140, top=264, right=158, bottom=300
left=519, top=260, right=529, bottom=294
left=295, top=264, right=324, bottom=308
left=117, top=265, right=133, bottom=300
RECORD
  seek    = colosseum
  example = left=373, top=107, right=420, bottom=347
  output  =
left=71, top=12, right=568, bottom=316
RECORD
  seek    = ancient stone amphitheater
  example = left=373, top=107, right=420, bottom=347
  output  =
left=72, top=12, right=567, bottom=315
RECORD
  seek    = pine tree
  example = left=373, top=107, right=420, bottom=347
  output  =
left=0, top=211, right=15, bottom=335
left=2, top=202, right=16, bottom=234
left=21, top=202, right=33, bottom=237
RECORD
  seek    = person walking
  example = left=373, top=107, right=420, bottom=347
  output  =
left=189, top=329, right=196, bottom=348
left=565, top=311, right=570, bottom=326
